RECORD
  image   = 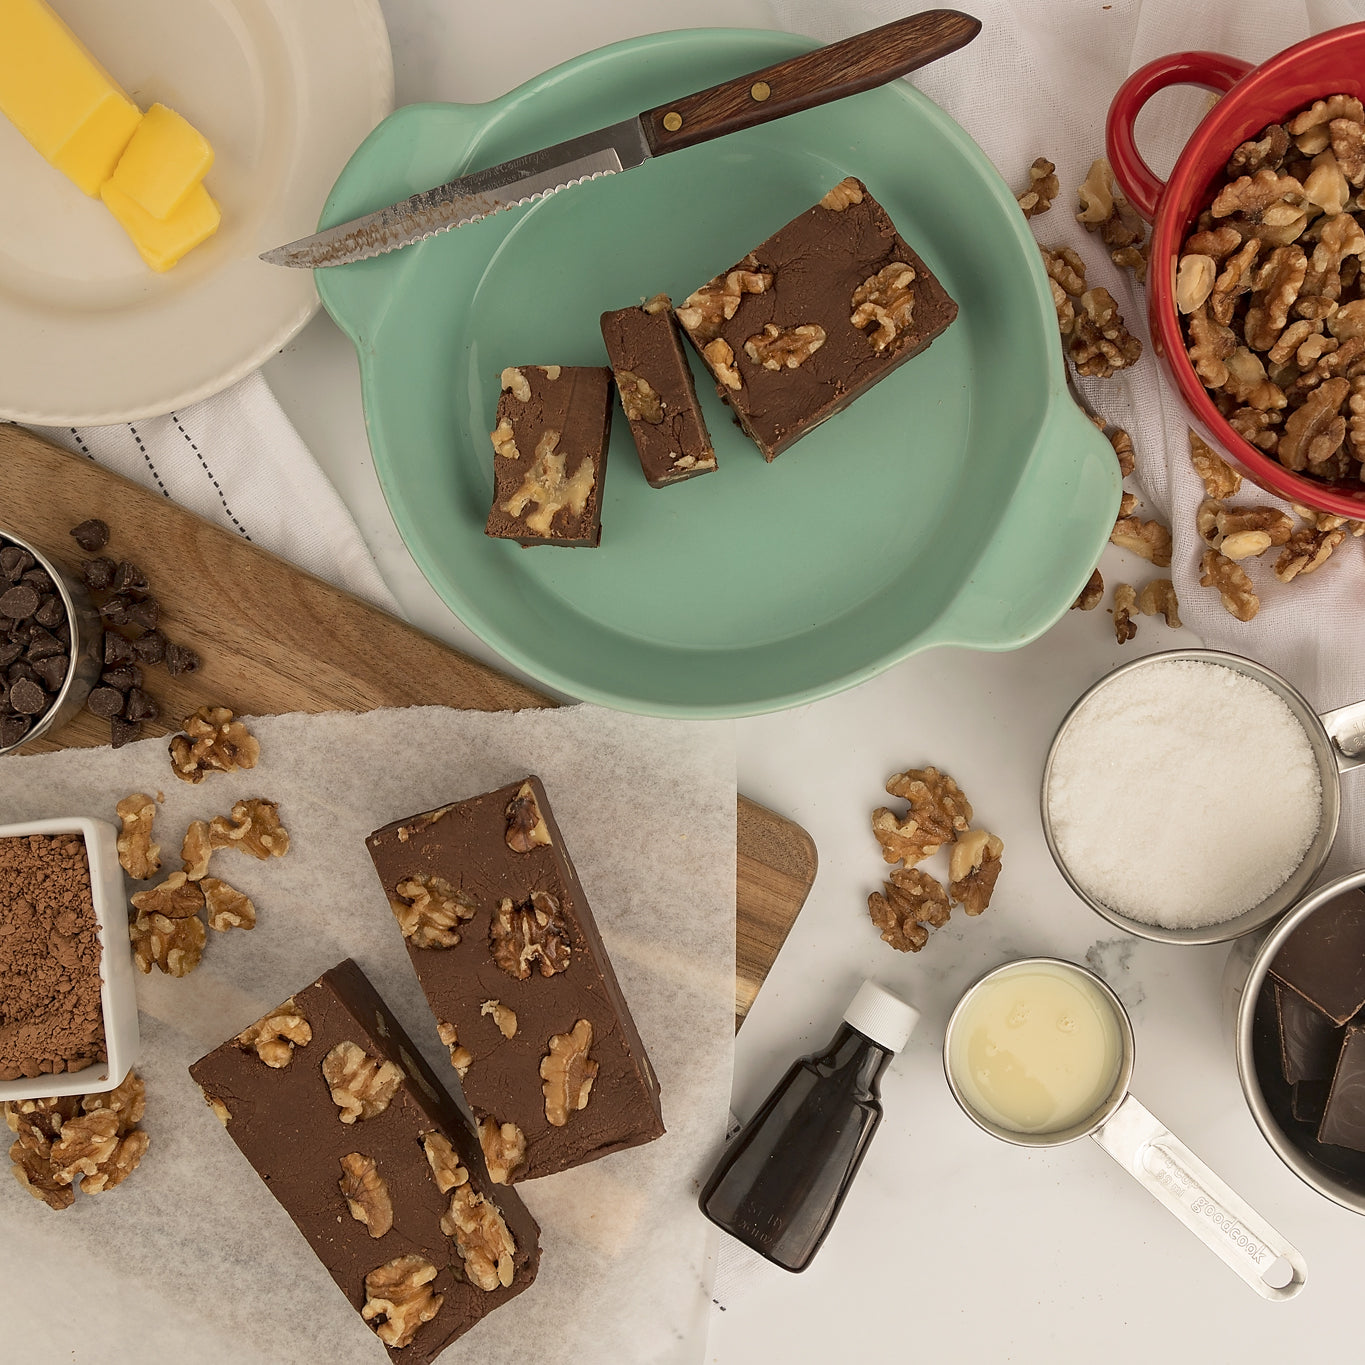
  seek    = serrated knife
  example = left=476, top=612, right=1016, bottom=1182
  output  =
left=261, top=9, right=981, bottom=269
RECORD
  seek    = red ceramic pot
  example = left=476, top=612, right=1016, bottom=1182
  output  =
left=1107, top=24, right=1365, bottom=518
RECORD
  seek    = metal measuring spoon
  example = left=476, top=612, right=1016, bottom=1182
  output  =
left=944, top=956, right=1306, bottom=1300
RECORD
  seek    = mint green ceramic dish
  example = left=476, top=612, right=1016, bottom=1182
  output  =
left=316, top=28, right=1118, bottom=717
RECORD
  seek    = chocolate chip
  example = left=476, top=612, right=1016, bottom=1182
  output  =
left=33, top=594, right=65, bottom=630
left=20, top=569, right=53, bottom=594
left=9, top=678, right=47, bottom=715
left=69, top=519, right=110, bottom=552
left=131, top=630, right=166, bottom=664
left=82, top=558, right=116, bottom=592
left=124, top=599, right=159, bottom=632
left=124, top=688, right=158, bottom=722
left=7, top=661, right=37, bottom=685
left=0, top=714, right=29, bottom=748
left=100, top=664, right=142, bottom=693
left=55, top=622, right=70, bottom=646
left=0, top=586, right=39, bottom=620
left=104, top=633, right=135, bottom=666
left=98, top=595, right=134, bottom=626
left=112, top=562, right=149, bottom=596
left=85, top=687, right=125, bottom=719
left=0, top=640, right=22, bottom=668
left=109, top=716, right=140, bottom=749
left=164, top=642, right=200, bottom=676
left=31, top=655, right=68, bottom=692
left=25, top=628, right=63, bottom=662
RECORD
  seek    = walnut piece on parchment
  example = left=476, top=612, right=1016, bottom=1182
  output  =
left=208, top=798, right=290, bottom=860
left=168, top=706, right=260, bottom=784
left=115, top=793, right=160, bottom=879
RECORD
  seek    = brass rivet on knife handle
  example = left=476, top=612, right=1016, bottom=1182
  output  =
left=640, top=9, right=981, bottom=156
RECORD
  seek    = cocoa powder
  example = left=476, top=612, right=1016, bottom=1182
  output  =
left=0, top=834, right=106, bottom=1080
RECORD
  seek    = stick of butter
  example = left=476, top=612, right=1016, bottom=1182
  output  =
left=0, top=0, right=142, bottom=196
left=107, top=102, right=214, bottom=220
left=101, top=180, right=221, bottom=273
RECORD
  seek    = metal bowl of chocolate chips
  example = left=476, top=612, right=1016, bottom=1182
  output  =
left=0, top=530, right=101, bottom=754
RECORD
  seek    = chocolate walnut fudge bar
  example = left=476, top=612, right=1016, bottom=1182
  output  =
left=675, top=176, right=958, bottom=461
left=190, top=959, right=539, bottom=1363
left=366, top=776, right=664, bottom=1183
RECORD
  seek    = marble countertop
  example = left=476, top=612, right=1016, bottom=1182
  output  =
left=263, top=1, right=1363, bottom=1358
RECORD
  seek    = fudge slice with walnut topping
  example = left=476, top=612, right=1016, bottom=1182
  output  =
left=674, top=176, right=958, bottom=461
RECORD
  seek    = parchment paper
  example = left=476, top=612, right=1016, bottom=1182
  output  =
left=0, top=706, right=735, bottom=1365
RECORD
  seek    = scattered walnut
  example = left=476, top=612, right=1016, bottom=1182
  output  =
left=56, top=1109, right=148, bottom=1195
left=203, top=877, right=256, bottom=932
left=1200, top=547, right=1260, bottom=620
left=1109, top=427, right=1136, bottom=478
left=1040, top=244, right=1087, bottom=298
left=1071, top=567, right=1103, bottom=610
left=1220, top=529, right=1273, bottom=559
left=615, top=370, right=663, bottom=424
left=1069, top=287, right=1142, bottom=377
left=500, top=367, right=531, bottom=402
left=129, top=868, right=203, bottom=921
left=1111, top=582, right=1137, bottom=643
left=82, top=1069, right=145, bottom=1132
left=480, top=1000, right=518, bottom=1039
left=1017, top=156, right=1059, bottom=217
left=115, top=793, right=160, bottom=879
left=702, top=337, right=742, bottom=390
left=500, top=431, right=596, bottom=536
left=1292, top=501, right=1365, bottom=535
left=168, top=707, right=260, bottom=784
left=1188, top=429, right=1242, bottom=498
left=10, top=1145, right=75, bottom=1209
left=362, top=1255, right=443, bottom=1349
left=744, top=322, right=826, bottom=369
left=207, top=798, right=290, bottom=860
left=422, top=1130, right=470, bottom=1194
left=130, top=906, right=205, bottom=976
left=1110, top=240, right=1150, bottom=284
left=1215, top=505, right=1294, bottom=546
left=1117, top=491, right=1138, bottom=518
left=675, top=265, right=772, bottom=342
left=851, top=263, right=917, bottom=351
left=180, top=819, right=212, bottom=880
left=489, top=891, right=571, bottom=979
left=322, top=1042, right=404, bottom=1123
left=236, top=1000, right=311, bottom=1068
left=1137, top=578, right=1182, bottom=628
left=820, top=177, right=864, bottom=211
left=388, top=873, right=476, bottom=949
left=490, top=418, right=519, bottom=460
left=1275, top=525, right=1347, bottom=581
left=505, top=782, right=551, bottom=852
left=437, top=1022, right=473, bottom=1079
left=1110, top=515, right=1173, bottom=566
left=442, top=1185, right=517, bottom=1291
left=948, top=830, right=1004, bottom=915
left=872, top=766, right=972, bottom=866
left=540, top=1019, right=597, bottom=1127
left=339, top=1153, right=394, bottom=1239
left=867, top=867, right=950, bottom=952
left=478, top=1117, right=527, bottom=1185
left=1075, top=158, right=1145, bottom=248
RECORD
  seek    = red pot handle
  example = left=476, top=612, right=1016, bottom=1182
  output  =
left=1106, top=51, right=1252, bottom=221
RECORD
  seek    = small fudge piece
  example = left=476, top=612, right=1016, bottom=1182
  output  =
left=1270, top=888, right=1365, bottom=1025
left=600, top=295, right=717, bottom=487
left=485, top=365, right=612, bottom=547
left=189, top=959, right=539, bottom=1363
left=1318, top=1024, right=1365, bottom=1153
left=366, top=776, right=664, bottom=1182
left=675, top=176, right=958, bottom=461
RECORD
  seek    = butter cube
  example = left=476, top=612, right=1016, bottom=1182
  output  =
left=101, top=179, right=221, bottom=273
left=0, top=0, right=142, bottom=196
left=108, top=103, right=214, bottom=220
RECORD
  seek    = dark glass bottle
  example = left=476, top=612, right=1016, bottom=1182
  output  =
left=699, top=981, right=916, bottom=1272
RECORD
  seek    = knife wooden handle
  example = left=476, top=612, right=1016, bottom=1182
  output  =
left=640, top=9, right=981, bottom=155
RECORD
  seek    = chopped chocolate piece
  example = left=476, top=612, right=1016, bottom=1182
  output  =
left=675, top=177, right=958, bottom=461
left=31, top=655, right=68, bottom=693
left=189, top=959, right=540, bottom=1364
left=0, top=545, right=33, bottom=581
left=33, top=594, right=64, bottom=629
left=366, top=776, right=665, bottom=1181
left=1319, top=1024, right=1365, bottom=1152
left=0, top=714, right=29, bottom=747
left=1270, top=888, right=1365, bottom=1024
left=100, top=664, right=143, bottom=693
left=124, top=688, right=158, bottom=723
left=164, top=642, right=199, bottom=676
left=20, top=568, right=53, bottom=594
left=24, top=627, right=63, bottom=661
left=81, top=557, right=116, bottom=592
left=0, top=639, right=22, bottom=668
left=69, top=519, right=110, bottom=552
left=104, top=633, right=136, bottom=667
left=1292, top=1078, right=1333, bottom=1124
left=86, top=686, right=126, bottom=720
left=1276, top=983, right=1342, bottom=1085
left=485, top=366, right=612, bottom=548
left=111, top=561, right=149, bottom=596
left=600, top=297, right=717, bottom=487
left=0, top=585, right=39, bottom=620
left=9, top=678, right=48, bottom=715
left=109, top=717, right=140, bottom=749
left=131, top=630, right=166, bottom=665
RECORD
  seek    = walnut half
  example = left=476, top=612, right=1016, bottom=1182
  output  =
left=168, top=707, right=260, bottom=784
left=948, top=830, right=1004, bottom=915
left=442, top=1187, right=518, bottom=1291
left=868, top=867, right=950, bottom=952
left=541, top=1020, right=598, bottom=1127
left=478, top=1117, right=527, bottom=1185
left=236, top=1000, right=311, bottom=1068
left=850, top=263, right=916, bottom=351
left=321, top=1042, right=404, bottom=1123
left=490, top=891, right=571, bottom=979
left=388, top=874, right=476, bottom=949
left=362, top=1255, right=443, bottom=1349
left=339, top=1153, right=394, bottom=1239
left=505, top=782, right=551, bottom=852
left=115, top=793, right=160, bottom=879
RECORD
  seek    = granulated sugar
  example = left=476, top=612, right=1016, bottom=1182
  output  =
left=1047, top=660, right=1322, bottom=929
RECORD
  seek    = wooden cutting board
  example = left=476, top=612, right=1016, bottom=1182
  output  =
left=0, top=424, right=815, bottom=1025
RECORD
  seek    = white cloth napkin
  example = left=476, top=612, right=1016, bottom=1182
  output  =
left=24, top=370, right=400, bottom=614
left=772, top=0, right=1365, bottom=876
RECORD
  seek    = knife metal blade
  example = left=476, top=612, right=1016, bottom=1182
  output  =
left=261, top=118, right=651, bottom=270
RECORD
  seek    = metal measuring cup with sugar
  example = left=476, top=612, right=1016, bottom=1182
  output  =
left=944, top=956, right=1306, bottom=1300
left=1040, top=648, right=1365, bottom=946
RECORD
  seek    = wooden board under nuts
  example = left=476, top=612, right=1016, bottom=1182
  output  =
left=0, top=424, right=816, bottom=1025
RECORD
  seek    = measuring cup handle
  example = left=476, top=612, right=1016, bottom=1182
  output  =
left=1090, top=1094, right=1306, bottom=1300
left=1320, top=698, right=1365, bottom=773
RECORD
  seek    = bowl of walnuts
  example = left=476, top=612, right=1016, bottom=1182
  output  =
left=1106, top=23, right=1365, bottom=519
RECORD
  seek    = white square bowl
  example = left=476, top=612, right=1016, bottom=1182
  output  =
left=0, top=817, right=140, bottom=1101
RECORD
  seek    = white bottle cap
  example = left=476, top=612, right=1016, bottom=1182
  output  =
left=843, top=980, right=919, bottom=1054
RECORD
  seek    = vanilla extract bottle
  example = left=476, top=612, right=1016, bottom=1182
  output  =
left=700, top=980, right=918, bottom=1271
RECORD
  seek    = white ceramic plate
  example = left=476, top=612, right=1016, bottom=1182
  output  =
left=0, top=0, right=393, bottom=425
